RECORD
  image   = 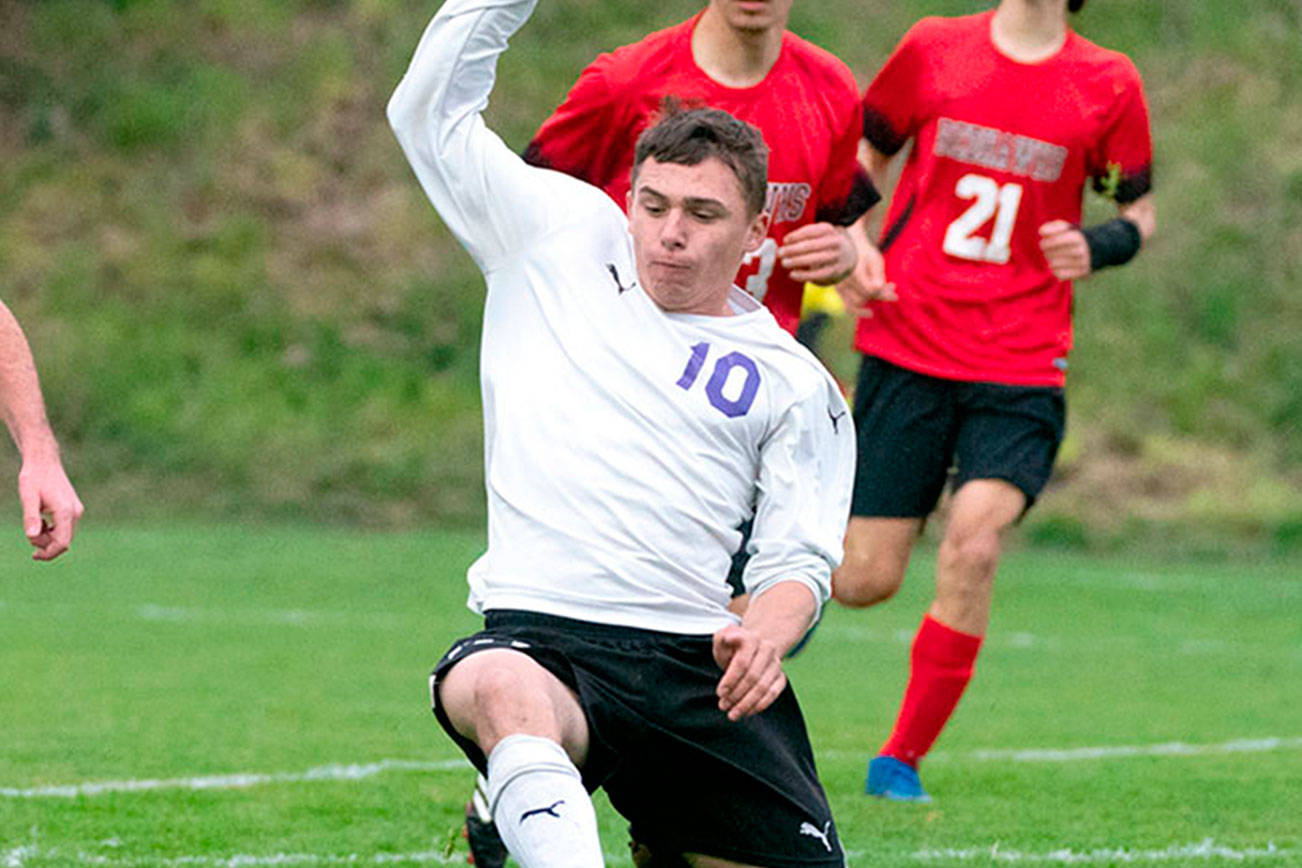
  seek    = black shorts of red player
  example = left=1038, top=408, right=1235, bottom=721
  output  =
left=430, top=610, right=844, bottom=868
left=850, top=355, right=1065, bottom=519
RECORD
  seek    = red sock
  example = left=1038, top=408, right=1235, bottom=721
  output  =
left=879, top=615, right=983, bottom=767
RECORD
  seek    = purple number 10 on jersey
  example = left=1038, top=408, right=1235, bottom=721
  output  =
left=676, top=342, right=761, bottom=418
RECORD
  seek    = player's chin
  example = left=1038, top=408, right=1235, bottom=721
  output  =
left=731, top=16, right=774, bottom=33
left=645, top=273, right=700, bottom=310
left=728, top=0, right=778, bottom=27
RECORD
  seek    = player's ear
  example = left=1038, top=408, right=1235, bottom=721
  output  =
left=626, top=190, right=634, bottom=213
left=744, top=210, right=771, bottom=253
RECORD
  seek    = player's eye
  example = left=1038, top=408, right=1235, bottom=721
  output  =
left=692, top=209, right=721, bottom=222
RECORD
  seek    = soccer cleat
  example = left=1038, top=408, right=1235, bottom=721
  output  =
left=865, top=755, right=932, bottom=803
left=464, top=774, right=508, bottom=868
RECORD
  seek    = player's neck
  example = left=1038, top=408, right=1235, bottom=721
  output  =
left=991, top=0, right=1069, bottom=63
left=692, top=7, right=784, bottom=89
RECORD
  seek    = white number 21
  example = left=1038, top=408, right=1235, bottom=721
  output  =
left=942, top=174, right=1023, bottom=264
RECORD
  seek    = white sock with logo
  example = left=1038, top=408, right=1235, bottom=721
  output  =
left=486, top=734, right=603, bottom=868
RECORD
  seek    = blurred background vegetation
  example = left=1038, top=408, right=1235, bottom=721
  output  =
left=0, top=0, right=1298, bottom=552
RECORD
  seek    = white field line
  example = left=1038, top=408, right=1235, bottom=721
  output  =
left=134, top=604, right=412, bottom=630
left=905, top=838, right=1290, bottom=863
left=817, top=624, right=1060, bottom=650
left=812, top=623, right=1298, bottom=658
left=1, top=846, right=460, bottom=867
left=1015, top=567, right=1302, bottom=597
left=0, top=601, right=416, bottom=630
left=0, top=845, right=659, bottom=867
left=0, top=758, right=468, bottom=799
left=822, top=735, right=1302, bottom=765
left=3, top=848, right=36, bottom=868
left=5, top=736, right=1299, bottom=800
left=2, top=841, right=1290, bottom=868
left=963, top=736, right=1302, bottom=763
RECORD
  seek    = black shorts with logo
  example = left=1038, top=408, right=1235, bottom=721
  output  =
left=431, top=610, right=844, bottom=868
left=851, top=355, right=1066, bottom=518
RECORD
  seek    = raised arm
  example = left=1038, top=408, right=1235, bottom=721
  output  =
left=387, top=0, right=594, bottom=269
left=0, top=301, right=83, bottom=561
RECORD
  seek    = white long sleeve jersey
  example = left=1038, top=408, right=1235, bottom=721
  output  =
left=388, top=0, right=855, bottom=634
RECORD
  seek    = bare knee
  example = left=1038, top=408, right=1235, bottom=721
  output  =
left=932, top=530, right=1002, bottom=634
left=470, top=664, right=540, bottom=721
left=939, top=528, right=1002, bottom=582
left=833, top=552, right=906, bottom=608
left=833, top=517, right=919, bottom=609
left=438, top=655, right=533, bottom=744
left=437, top=650, right=581, bottom=757
left=938, top=480, right=1023, bottom=589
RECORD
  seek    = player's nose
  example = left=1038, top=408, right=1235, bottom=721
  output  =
left=659, top=208, right=688, bottom=250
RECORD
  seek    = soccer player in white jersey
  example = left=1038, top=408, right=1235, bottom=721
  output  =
left=388, top=1, right=855, bottom=866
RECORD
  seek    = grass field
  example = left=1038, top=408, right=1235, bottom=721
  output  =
left=1, top=525, right=1298, bottom=866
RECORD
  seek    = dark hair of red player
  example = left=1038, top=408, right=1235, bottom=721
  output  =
left=1069, top=0, right=1086, bottom=12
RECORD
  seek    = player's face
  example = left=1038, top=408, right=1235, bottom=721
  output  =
left=709, top=0, right=795, bottom=33
left=628, top=157, right=769, bottom=316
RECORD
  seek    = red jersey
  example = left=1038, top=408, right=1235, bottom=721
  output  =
left=524, top=13, right=877, bottom=335
left=858, top=12, right=1153, bottom=386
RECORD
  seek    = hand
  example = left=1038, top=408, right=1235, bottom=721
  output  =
left=18, top=457, right=84, bottom=561
left=778, top=223, right=857, bottom=284
left=712, top=623, right=786, bottom=721
left=836, top=241, right=896, bottom=317
left=1039, top=220, right=1091, bottom=281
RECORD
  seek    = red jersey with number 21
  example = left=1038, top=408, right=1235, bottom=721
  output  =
left=524, top=13, right=875, bottom=335
left=858, top=12, right=1153, bottom=387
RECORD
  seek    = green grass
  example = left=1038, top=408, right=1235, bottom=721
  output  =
left=2, top=526, right=1298, bottom=865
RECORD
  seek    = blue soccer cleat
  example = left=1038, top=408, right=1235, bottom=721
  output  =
left=865, top=755, right=932, bottom=803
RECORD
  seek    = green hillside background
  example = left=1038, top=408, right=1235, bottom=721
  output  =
left=0, top=0, right=1298, bottom=551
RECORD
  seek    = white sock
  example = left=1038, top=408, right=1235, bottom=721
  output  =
left=486, top=734, right=603, bottom=868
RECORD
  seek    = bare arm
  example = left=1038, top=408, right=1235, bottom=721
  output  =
left=0, top=302, right=56, bottom=461
left=0, top=301, right=82, bottom=560
left=838, top=143, right=898, bottom=314
left=778, top=223, right=858, bottom=285
left=713, top=581, right=817, bottom=721
left=861, top=142, right=894, bottom=194
left=1118, top=194, right=1156, bottom=241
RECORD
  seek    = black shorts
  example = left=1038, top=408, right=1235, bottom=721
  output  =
left=431, top=611, right=843, bottom=868
left=851, top=355, right=1065, bottom=518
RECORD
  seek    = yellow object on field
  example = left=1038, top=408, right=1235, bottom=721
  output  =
left=800, top=282, right=846, bottom=318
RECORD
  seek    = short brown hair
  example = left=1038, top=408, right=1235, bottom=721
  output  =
left=632, top=99, right=769, bottom=217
